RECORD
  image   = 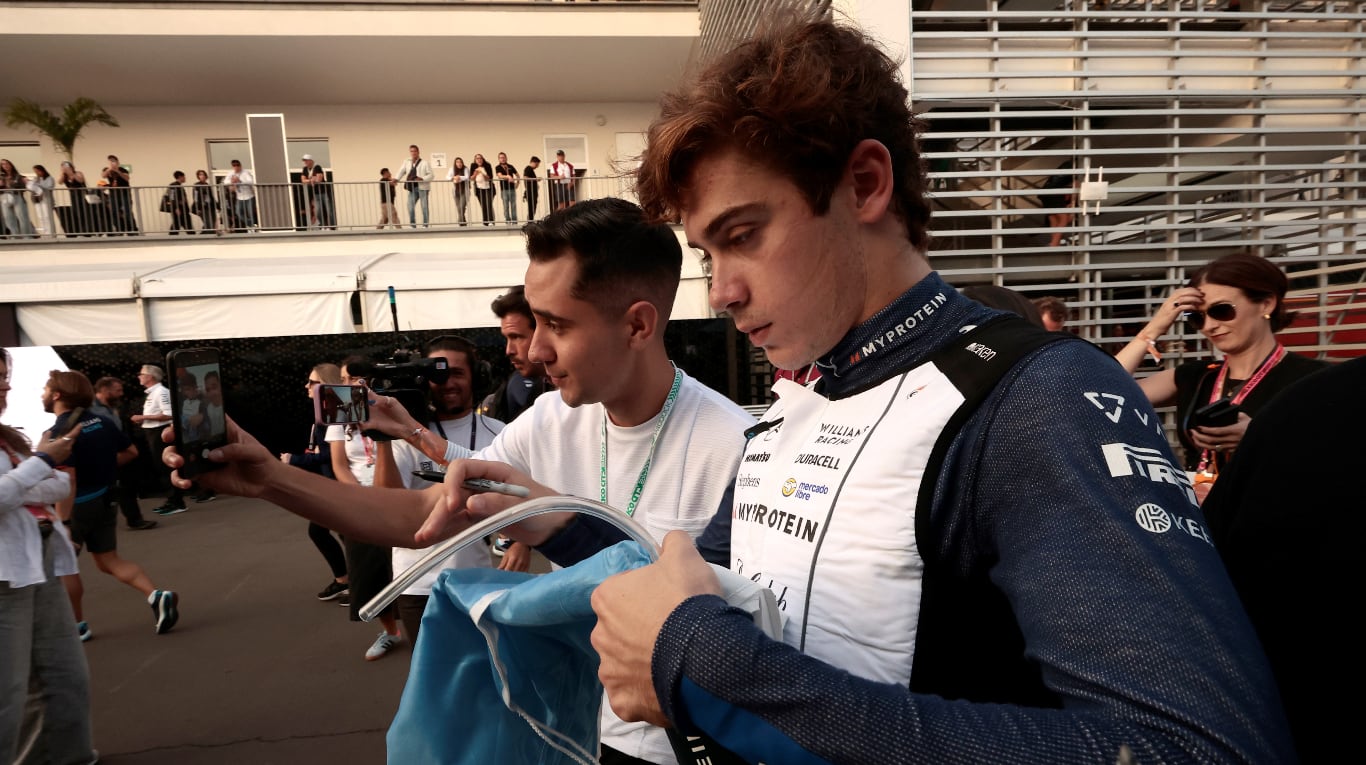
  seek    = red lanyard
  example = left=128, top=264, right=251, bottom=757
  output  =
left=1208, top=344, right=1285, bottom=407
left=1196, top=344, right=1284, bottom=477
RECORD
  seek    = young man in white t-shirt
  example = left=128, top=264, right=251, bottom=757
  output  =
left=168, top=198, right=754, bottom=764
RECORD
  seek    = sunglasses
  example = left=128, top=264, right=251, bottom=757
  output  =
left=306, top=379, right=321, bottom=386
left=1184, top=302, right=1238, bottom=333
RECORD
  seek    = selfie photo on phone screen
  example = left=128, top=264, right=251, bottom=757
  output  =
left=167, top=348, right=228, bottom=477
left=314, top=384, right=369, bottom=426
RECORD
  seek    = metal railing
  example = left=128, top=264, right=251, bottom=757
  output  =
left=0, top=175, right=638, bottom=238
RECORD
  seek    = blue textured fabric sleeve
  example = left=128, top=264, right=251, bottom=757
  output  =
left=650, top=341, right=1296, bottom=764
left=535, top=513, right=631, bottom=567
left=694, top=485, right=733, bottom=567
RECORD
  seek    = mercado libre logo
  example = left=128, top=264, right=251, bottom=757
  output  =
left=782, top=477, right=797, bottom=497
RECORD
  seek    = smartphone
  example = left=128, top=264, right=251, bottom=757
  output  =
left=1192, top=397, right=1240, bottom=428
left=166, top=347, right=228, bottom=478
left=314, top=384, right=370, bottom=426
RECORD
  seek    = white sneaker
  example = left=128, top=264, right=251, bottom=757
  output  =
left=364, top=631, right=402, bottom=661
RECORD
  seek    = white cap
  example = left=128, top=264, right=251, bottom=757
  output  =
left=302, top=154, right=313, bottom=161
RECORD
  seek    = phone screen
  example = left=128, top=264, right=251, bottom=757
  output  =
left=167, top=348, right=228, bottom=477
left=315, top=384, right=370, bottom=426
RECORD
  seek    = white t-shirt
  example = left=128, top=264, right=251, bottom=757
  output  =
left=325, top=425, right=374, bottom=487
left=478, top=370, right=755, bottom=764
left=391, top=411, right=505, bottom=595
left=141, top=382, right=171, bottom=429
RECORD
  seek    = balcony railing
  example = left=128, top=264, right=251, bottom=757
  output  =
left=0, top=175, right=638, bottom=239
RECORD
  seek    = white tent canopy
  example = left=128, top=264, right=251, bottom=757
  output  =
left=0, top=236, right=714, bottom=346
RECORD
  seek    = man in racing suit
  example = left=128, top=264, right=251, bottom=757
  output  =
left=580, top=18, right=1296, bottom=765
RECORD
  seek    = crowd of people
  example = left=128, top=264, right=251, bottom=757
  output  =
left=0, top=145, right=576, bottom=238
left=1, top=17, right=1350, bottom=765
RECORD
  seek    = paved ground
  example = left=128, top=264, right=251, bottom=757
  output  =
left=76, top=493, right=524, bottom=764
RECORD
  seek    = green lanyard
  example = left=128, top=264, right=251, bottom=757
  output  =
left=600, top=367, right=683, bottom=517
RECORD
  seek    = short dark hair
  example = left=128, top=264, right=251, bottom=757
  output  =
left=636, top=18, right=932, bottom=253
left=960, top=285, right=1044, bottom=328
left=48, top=369, right=94, bottom=409
left=107, top=155, right=119, bottom=162
left=173, top=171, right=185, bottom=180
left=380, top=167, right=390, bottom=174
left=523, top=198, right=682, bottom=320
left=231, top=159, right=242, bottom=166
left=491, top=285, right=535, bottom=327
left=409, top=144, right=420, bottom=152
left=425, top=335, right=478, bottom=372
left=1033, top=296, right=1070, bottom=324
left=529, top=156, right=541, bottom=164
left=93, top=376, right=123, bottom=393
left=1188, top=252, right=1294, bottom=331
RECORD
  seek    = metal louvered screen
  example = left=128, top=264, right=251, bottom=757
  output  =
left=911, top=0, right=1363, bottom=363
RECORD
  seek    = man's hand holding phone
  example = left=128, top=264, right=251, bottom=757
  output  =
left=163, top=415, right=281, bottom=499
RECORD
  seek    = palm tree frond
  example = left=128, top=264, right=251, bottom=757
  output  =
left=3, top=97, right=119, bottom=160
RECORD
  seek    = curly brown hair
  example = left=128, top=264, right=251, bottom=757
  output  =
left=635, top=19, right=932, bottom=253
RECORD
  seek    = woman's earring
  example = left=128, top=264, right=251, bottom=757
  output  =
left=1263, top=313, right=1271, bottom=320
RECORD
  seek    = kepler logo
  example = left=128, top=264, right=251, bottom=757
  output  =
left=849, top=292, right=948, bottom=365
left=1134, top=503, right=1213, bottom=545
left=1101, top=443, right=1199, bottom=507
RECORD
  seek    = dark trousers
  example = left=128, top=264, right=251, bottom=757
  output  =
left=142, top=428, right=183, bottom=505
left=396, top=594, right=428, bottom=645
left=307, top=522, right=347, bottom=579
left=111, top=462, right=147, bottom=526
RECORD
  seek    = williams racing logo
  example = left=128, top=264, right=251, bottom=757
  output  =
left=1101, top=443, right=1199, bottom=507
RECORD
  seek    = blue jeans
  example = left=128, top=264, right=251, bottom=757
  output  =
left=407, top=189, right=429, bottom=228
left=0, top=530, right=94, bottom=765
left=500, top=187, right=518, bottom=223
left=310, top=189, right=333, bottom=228
left=235, top=197, right=258, bottom=230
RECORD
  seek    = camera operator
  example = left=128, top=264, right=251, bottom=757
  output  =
left=372, top=336, right=510, bottom=644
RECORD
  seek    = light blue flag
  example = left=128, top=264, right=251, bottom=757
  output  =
left=387, top=541, right=654, bottom=764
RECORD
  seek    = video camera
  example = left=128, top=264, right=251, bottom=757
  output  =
left=353, top=348, right=449, bottom=441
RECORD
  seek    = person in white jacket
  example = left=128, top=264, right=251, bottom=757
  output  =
left=0, top=350, right=95, bottom=765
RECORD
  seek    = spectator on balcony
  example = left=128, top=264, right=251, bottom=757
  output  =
left=192, top=170, right=220, bottom=235
left=397, top=144, right=433, bottom=229
left=469, top=153, right=495, bottom=226
left=446, top=156, right=469, bottom=226
left=301, top=154, right=333, bottom=230
left=101, top=155, right=138, bottom=236
left=163, top=171, right=193, bottom=235
left=227, top=159, right=257, bottom=232
left=58, top=161, right=99, bottom=237
left=523, top=155, right=541, bottom=220
left=495, top=152, right=519, bottom=224
left=28, top=165, right=56, bottom=238
left=0, top=159, right=34, bottom=239
left=378, top=168, right=400, bottom=230
left=550, top=149, right=575, bottom=211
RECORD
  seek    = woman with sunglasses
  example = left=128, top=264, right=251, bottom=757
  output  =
left=1117, top=252, right=1327, bottom=477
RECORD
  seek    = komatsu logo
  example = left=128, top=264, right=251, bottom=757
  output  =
left=1101, top=443, right=1199, bottom=507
